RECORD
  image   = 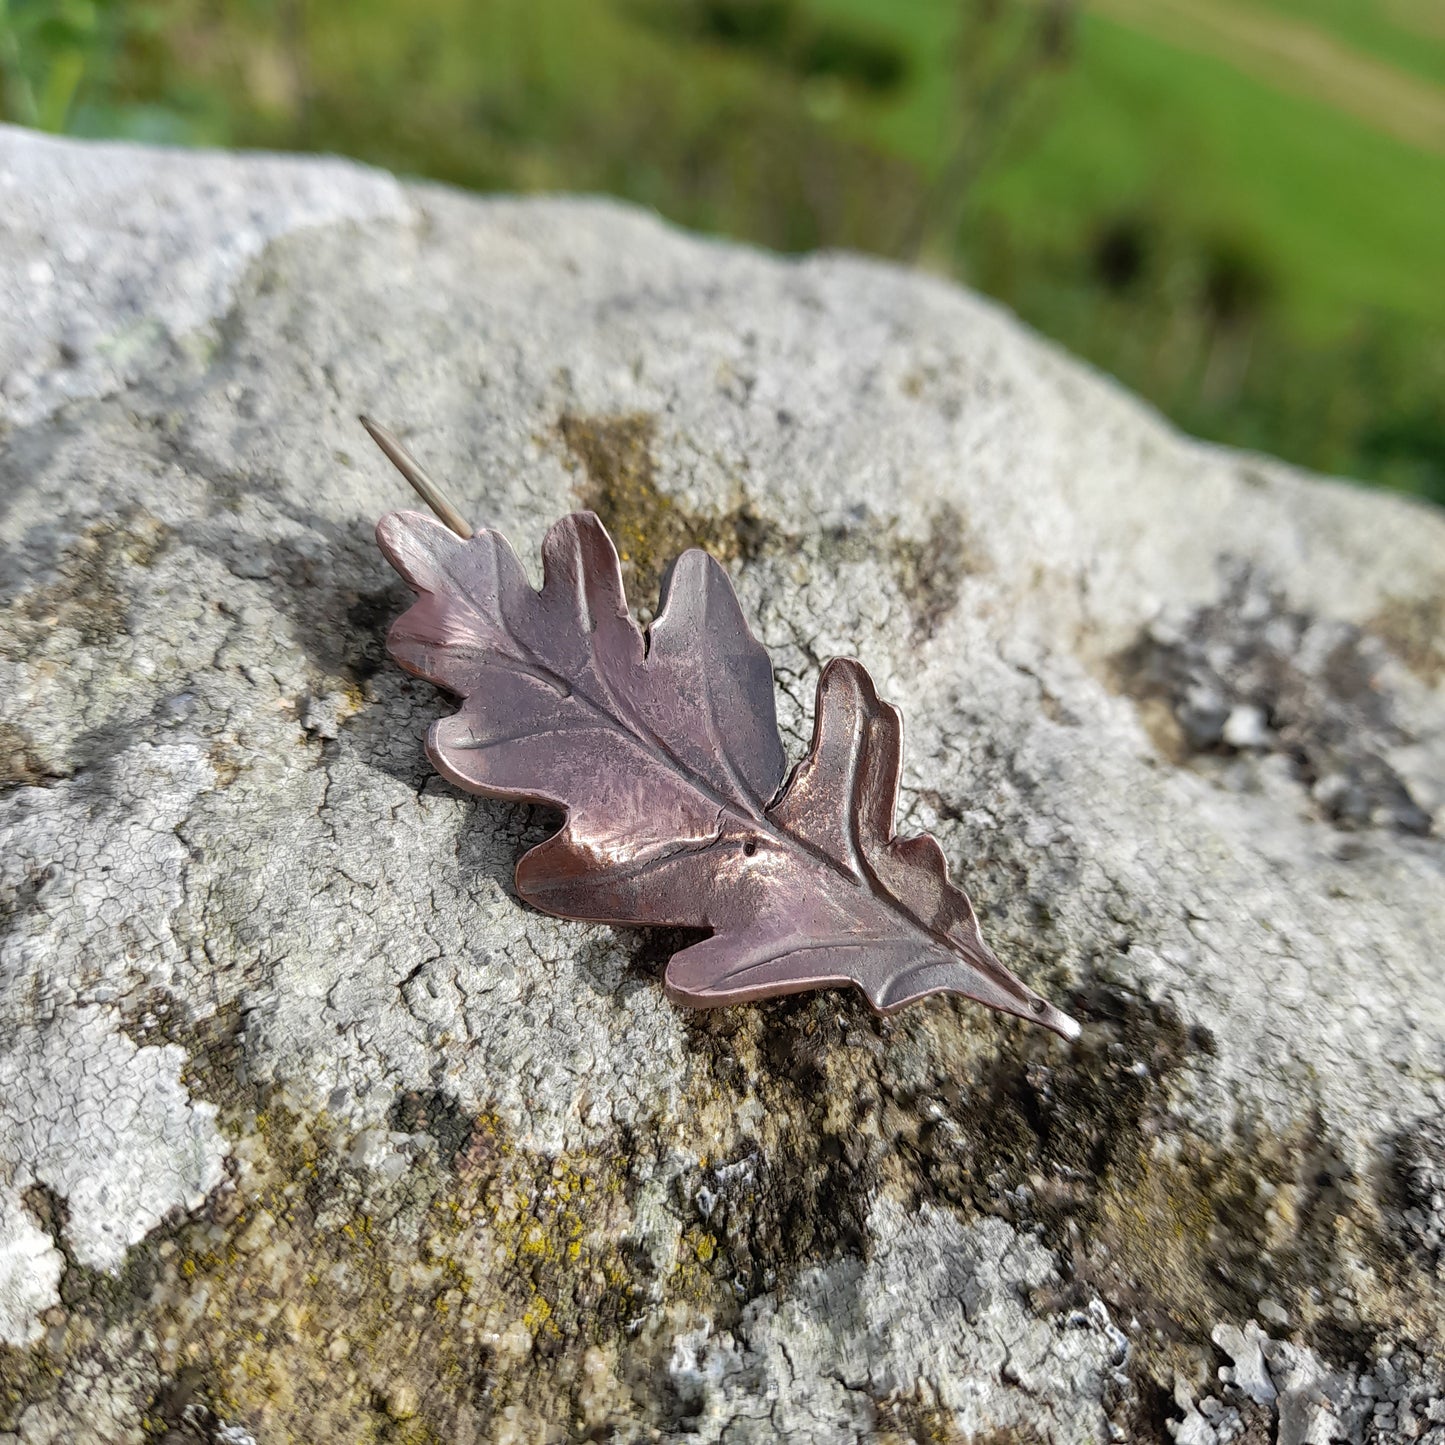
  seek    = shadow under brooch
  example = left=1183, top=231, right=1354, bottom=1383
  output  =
left=368, top=420, right=1078, bottom=1040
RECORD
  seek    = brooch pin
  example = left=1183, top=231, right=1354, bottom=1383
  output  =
left=363, top=418, right=1079, bottom=1040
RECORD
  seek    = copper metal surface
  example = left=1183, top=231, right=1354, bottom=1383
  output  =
left=369, top=426, right=1080, bottom=1040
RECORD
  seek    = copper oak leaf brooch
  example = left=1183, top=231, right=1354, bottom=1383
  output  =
left=363, top=418, right=1080, bottom=1041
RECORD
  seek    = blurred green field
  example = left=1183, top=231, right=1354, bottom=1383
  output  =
left=3, top=0, right=1443, bottom=502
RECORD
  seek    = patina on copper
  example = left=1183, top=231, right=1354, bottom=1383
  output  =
left=366, top=420, right=1080, bottom=1041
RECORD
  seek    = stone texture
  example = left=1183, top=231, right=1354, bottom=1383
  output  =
left=1, top=123, right=1443, bottom=1443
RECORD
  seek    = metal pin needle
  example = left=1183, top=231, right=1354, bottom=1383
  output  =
left=360, top=415, right=473, bottom=538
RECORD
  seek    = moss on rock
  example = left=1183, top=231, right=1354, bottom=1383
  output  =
left=557, top=412, right=772, bottom=615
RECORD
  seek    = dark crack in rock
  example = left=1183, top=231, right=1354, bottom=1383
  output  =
left=1114, top=566, right=1433, bottom=834
left=1394, top=1118, right=1445, bottom=1269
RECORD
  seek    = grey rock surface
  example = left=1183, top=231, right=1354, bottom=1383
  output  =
left=1, top=123, right=1443, bottom=1443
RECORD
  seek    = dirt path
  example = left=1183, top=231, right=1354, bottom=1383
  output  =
left=1091, top=0, right=1445, bottom=155
left=1382, top=0, right=1445, bottom=45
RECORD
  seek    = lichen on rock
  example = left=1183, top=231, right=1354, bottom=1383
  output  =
left=1, top=124, right=1443, bottom=1442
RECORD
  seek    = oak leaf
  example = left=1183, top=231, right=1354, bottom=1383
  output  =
left=377, top=509, right=1079, bottom=1039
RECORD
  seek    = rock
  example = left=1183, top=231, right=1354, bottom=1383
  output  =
left=1212, top=1320, right=1276, bottom=1406
left=1220, top=703, right=1270, bottom=752
left=1, top=123, right=1443, bottom=1442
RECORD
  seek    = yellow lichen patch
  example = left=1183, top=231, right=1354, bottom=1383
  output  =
left=680, top=986, right=1445, bottom=1418
left=1091, top=1139, right=1258, bottom=1341
left=665, top=1224, right=726, bottom=1308
left=13, top=978, right=1445, bottom=1442
left=0, top=1091, right=725, bottom=1442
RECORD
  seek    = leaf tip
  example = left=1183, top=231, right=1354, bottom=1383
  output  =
left=1038, top=1001, right=1083, bottom=1043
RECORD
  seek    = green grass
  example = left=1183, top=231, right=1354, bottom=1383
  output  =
left=3, top=0, right=1444, bottom=502
left=988, top=11, right=1445, bottom=328
left=797, top=0, right=1445, bottom=329
left=801, top=0, right=1445, bottom=494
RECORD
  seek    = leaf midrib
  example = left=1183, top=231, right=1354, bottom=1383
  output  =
left=446, top=583, right=963, bottom=966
